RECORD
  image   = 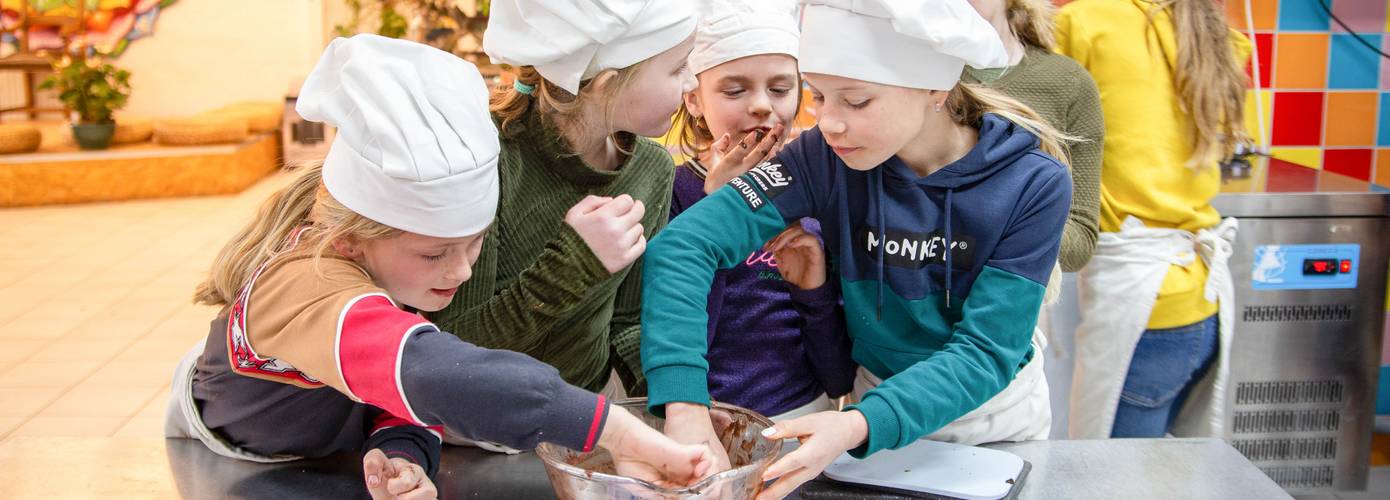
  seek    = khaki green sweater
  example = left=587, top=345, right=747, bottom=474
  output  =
left=966, top=46, right=1103, bottom=272
left=430, top=107, right=675, bottom=395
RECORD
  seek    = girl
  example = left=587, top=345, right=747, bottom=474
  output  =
left=1055, top=0, right=1250, bottom=439
left=642, top=1, right=1075, bottom=497
left=429, top=0, right=697, bottom=399
left=964, top=0, right=1102, bottom=273
left=667, top=0, right=855, bottom=422
left=165, top=35, right=711, bottom=500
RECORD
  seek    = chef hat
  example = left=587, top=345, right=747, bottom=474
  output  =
left=798, top=0, right=1007, bottom=91
left=296, top=34, right=500, bottom=238
left=688, top=0, right=799, bottom=76
left=484, top=0, right=698, bottom=94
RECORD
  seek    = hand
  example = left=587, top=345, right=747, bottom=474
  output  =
left=703, top=124, right=786, bottom=194
left=764, top=221, right=827, bottom=290
left=597, top=405, right=715, bottom=487
left=661, top=402, right=733, bottom=479
left=565, top=194, right=647, bottom=274
left=756, top=410, right=869, bottom=500
left=363, top=448, right=437, bottom=500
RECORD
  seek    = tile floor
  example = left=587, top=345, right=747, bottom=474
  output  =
left=0, top=170, right=295, bottom=442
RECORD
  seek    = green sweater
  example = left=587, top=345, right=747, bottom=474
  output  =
left=430, top=107, right=675, bottom=395
left=966, top=46, right=1103, bottom=272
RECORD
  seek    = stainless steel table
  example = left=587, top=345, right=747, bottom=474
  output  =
left=0, top=437, right=1288, bottom=499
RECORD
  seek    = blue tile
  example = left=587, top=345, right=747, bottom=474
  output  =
left=1329, top=34, right=1382, bottom=89
left=1279, top=0, right=1331, bottom=31
left=1380, top=93, right=1390, bottom=146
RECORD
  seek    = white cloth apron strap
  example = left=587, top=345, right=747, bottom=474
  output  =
left=853, top=327, right=1051, bottom=446
left=1068, top=216, right=1237, bottom=439
left=163, top=342, right=301, bottom=463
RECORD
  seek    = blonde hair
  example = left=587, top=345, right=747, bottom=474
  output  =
left=1006, top=0, right=1058, bottom=51
left=946, top=83, right=1078, bottom=166
left=1149, top=0, right=1249, bottom=169
left=490, top=63, right=648, bottom=153
left=193, top=163, right=400, bottom=307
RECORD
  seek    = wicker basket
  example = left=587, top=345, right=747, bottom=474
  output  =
left=203, top=101, right=283, bottom=134
left=112, top=118, right=154, bottom=145
left=0, top=124, right=42, bottom=154
left=154, top=116, right=250, bottom=146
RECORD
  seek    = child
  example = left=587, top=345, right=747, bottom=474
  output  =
left=164, top=35, right=711, bottom=499
left=963, top=0, right=1102, bottom=273
left=428, top=0, right=696, bottom=399
left=1056, top=0, right=1250, bottom=439
left=667, top=0, right=854, bottom=421
left=640, top=1, right=1075, bottom=496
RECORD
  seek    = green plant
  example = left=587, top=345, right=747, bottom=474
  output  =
left=39, top=55, right=132, bottom=125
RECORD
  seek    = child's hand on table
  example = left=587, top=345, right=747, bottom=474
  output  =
left=756, top=410, right=869, bottom=500
left=363, top=448, right=437, bottom=500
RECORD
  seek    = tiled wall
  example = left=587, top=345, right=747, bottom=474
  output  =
left=1222, top=0, right=1390, bottom=187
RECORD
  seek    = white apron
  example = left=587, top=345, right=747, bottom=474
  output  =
left=853, top=328, right=1052, bottom=445
left=1068, top=216, right=1237, bottom=439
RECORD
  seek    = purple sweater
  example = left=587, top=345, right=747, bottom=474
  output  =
left=670, top=162, right=856, bottom=416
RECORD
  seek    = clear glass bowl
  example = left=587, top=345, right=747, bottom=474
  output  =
left=536, top=398, right=782, bottom=499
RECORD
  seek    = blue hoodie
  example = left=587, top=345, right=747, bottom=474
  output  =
left=641, top=114, right=1071, bottom=456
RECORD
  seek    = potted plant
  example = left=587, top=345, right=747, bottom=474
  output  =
left=39, top=55, right=132, bottom=150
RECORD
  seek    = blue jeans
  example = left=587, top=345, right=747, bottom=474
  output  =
left=1111, top=315, right=1219, bottom=438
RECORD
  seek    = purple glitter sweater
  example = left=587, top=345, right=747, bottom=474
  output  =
left=669, top=162, right=856, bottom=416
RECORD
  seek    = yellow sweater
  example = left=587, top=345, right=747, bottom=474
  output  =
left=1055, top=0, right=1250, bottom=329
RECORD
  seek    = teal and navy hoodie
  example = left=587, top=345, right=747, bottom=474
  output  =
left=641, top=114, right=1071, bottom=456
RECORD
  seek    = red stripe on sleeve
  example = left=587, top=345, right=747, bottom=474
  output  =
left=582, top=394, right=606, bottom=453
left=338, top=294, right=428, bottom=426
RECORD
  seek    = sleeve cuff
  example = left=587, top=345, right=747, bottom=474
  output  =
left=844, top=395, right=901, bottom=458
left=644, top=365, right=711, bottom=418
left=540, top=380, right=610, bottom=452
left=554, top=224, right=612, bottom=284
left=787, top=280, right=837, bottom=307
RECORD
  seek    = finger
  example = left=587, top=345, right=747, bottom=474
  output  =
left=398, top=481, right=438, bottom=500
left=622, top=234, right=647, bottom=263
left=712, top=133, right=734, bottom=157
left=753, top=124, right=785, bottom=161
left=760, top=414, right=813, bottom=441
left=387, top=462, right=423, bottom=495
left=569, top=195, right=612, bottom=216
left=761, top=447, right=806, bottom=480
left=599, top=194, right=636, bottom=217
left=757, top=467, right=817, bottom=500
left=619, top=223, right=644, bottom=248
left=362, top=450, right=394, bottom=499
left=615, top=198, right=646, bottom=226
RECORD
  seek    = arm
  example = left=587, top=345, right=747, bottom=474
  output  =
left=642, top=132, right=830, bottom=415
left=429, top=226, right=611, bottom=354
left=609, top=189, right=675, bottom=396
left=364, top=412, right=443, bottom=478
left=846, top=167, right=1072, bottom=456
left=1058, top=70, right=1104, bottom=272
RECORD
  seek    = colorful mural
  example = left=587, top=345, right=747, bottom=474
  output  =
left=0, top=0, right=177, bottom=57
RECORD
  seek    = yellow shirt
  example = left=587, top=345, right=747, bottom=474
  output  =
left=1055, top=0, right=1250, bottom=329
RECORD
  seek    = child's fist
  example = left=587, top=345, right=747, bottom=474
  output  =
left=363, top=448, right=437, bottom=500
left=565, top=194, right=647, bottom=274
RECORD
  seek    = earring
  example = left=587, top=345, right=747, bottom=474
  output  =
left=934, top=102, right=944, bottom=113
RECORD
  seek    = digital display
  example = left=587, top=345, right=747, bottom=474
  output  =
left=1303, top=258, right=1339, bottom=275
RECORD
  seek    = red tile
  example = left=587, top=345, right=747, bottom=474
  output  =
left=1272, top=92, right=1324, bottom=146
left=1249, top=33, right=1273, bottom=89
left=1266, top=158, right=1319, bottom=192
left=1323, top=149, right=1374, bottom=181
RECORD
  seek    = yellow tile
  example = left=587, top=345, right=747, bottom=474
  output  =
left=115, top=338, right=199, bottom=364
left=111, top=417, right=164, bottom=439
left=8, top=416, right=125, bottom=438
left=131, top=387, right=171, bottom=421
left=37, top=385, right=158, bottom=418
left=1244, top=90, right=1274, bottom=146
left=0, top=436, right=181, bottom=497
left=0, top=417, right=23, bottom=439
left=1270, top=147, right=1323, bottom=169
left=64, top=315, right=165, bottom=341
left=0, top=302, right=105, bottom=340
left=0, top=361, right=99, bottom=389
left=0, top=388, right=61, bottom=417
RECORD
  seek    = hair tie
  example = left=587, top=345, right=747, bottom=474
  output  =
left=513, top=80, right=536, bottom=95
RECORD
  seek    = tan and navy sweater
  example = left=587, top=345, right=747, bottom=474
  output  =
left=192, top=228, right=609, bottom=476
left=430, top=106, right=677, bottom=395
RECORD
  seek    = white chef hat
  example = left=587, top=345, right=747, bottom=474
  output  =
left=296, top=34, right=500, bottom=238
left=798, top=0, right=1007, bottom=91
left=483, top=0, right=698, bottom=94
left=688, top=0, right=799, bottom=76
